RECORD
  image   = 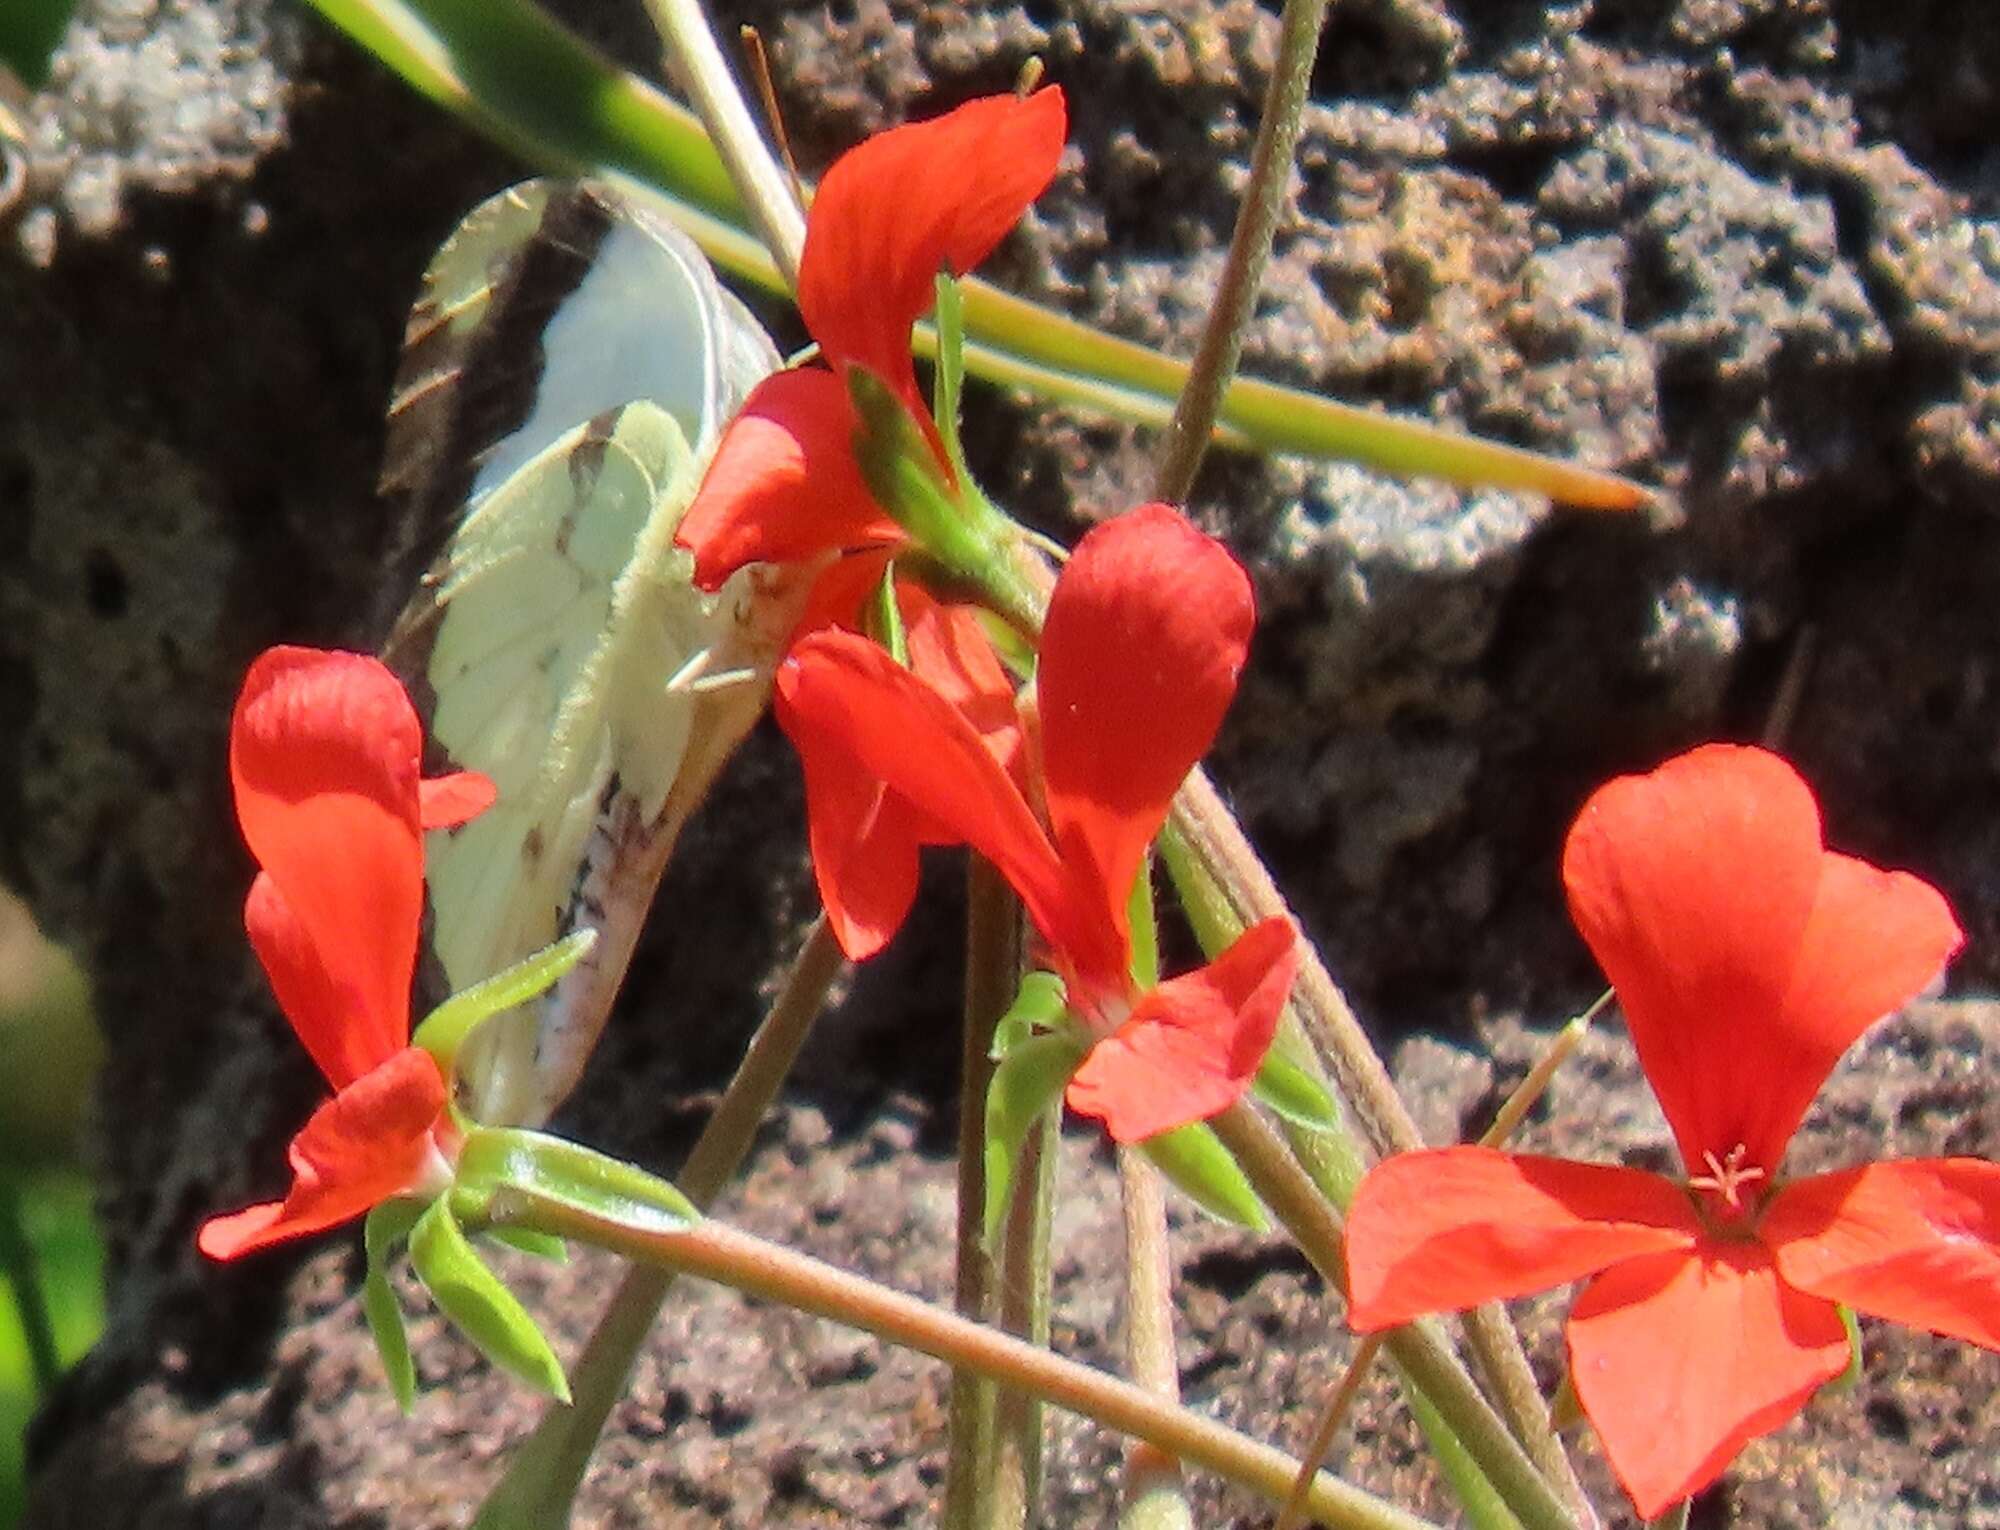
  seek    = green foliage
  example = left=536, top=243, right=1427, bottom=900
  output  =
left=362, top=1201, right=426, bottom=1414
left=411, top=929, right=596, bottom=1079
left=1251, top=1047, right=1341, bottom=1133
left=452, top=1127, right=700, bottom=1237
left=983, top=1030, right=1086, bottom=1245
left=1139, top=1122, right=1266, bottom=1231
left=0, top=0, right=76, bottom=90
left=408, top=1198, right=571, bottom=1402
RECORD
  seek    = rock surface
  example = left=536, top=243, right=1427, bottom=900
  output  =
left=6, top=0, right=2000, bottom=1524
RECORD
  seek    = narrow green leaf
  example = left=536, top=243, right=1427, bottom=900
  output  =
left=991, top=971, right=1067, bottom=1057
left=412, top=930, right=596, bottom=1075
left=363, top=1200, right=425, bottom=1413
left=483, top=1226, right=570, bottom=1264
left=1252, top=1048, right=1341, bottom=1132
left=408, top=1199, right=570, bottom=1402
left=933, top=272, right=971, bottom=484
left=1404, top=1375, right=1526, bottom=1530
left=1140, top=1122, right=1266, bottom=1231
left=303, top=0, right=1655, bottom=509
left=982, top=1032, right=1085, bottom=1245
left=453, top=1126, right=699, bottom=1238
left=0, top=0, right=76, bottom=89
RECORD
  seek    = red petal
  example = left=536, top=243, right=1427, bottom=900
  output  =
left=676, top=369, right=902, bottom=590
left=902, top=589, right=1024, bottom=778
left=1563, top=744, right=1879, bottom=1175
left=245, top=874, right=377, bottom=1090
left=1343, top=1147, right=1701, bottom=1330
left=799, top=87, right=1066, bottom=409
left=197, top=1047, right=445, bottom=1261
left=775, top=632, right=1070, bottom=956
left=1765, top=1159, right=2000, bottom=1349
left=231, top=648, right=427, bottom=1082
left=1567, top=1240, right=1848, bottom=1519
left=1064, top=917, right=1297, bottom=1142
left=1038, top=506, right=1254, bottom=981
left=419, top=770, right=496, bottom=828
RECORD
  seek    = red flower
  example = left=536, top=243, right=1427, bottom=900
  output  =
left=677, top=87, right=1067, bottom=595
left=775, top=505, right=1298, bottom=1142
left=198, top=647, right=495, bottom=1261
left=1342, top=744, right=1992, bottom=1518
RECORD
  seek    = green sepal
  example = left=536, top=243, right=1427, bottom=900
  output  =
left=407, top=1197, right=570, bottom=1402
left=482, top=1226, right=570, bottom=1264
left=1251, top=1047, right=1341, bottom=1133
left=0, top=0, right=76, bottom=89
left=932, top=272, right=972, bottom=485
left=412, top=930, right=596, bottom=1077
left=864, top=557, right=908, bottom=665
left=1404, top=1376, right=1525, bottom=1530
left=990, top=971, right=1068, bottom=1057
left=983, top=1031, right=1086, bottom=1245
left=453, top=1126, right=700, bottom=1238
left=1125, top=855, right=1159, bottom=990
left=1139, top=1121, right=1267, bottom=1231
left=363, top=1199, right=425, bottom=1413
left=1830, top=1303, right=1863, bottom=1392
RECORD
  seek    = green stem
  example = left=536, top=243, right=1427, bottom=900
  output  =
left=0, top=1178, right=61, bottom=1395
left=989, top=1109, right=1055, bottom=1527
left=1207, top=1103, right=1578, bottom=1530
left=1479, top=992, right=1613, bottom=1150
left=1153, top=0, right=1330, bottom=504
left=471, top=918, right=847, bottom=1530
left=1276, top=1332, right=1386, bottom=1530
left=1116, top=1149, right=1194, bottom=1530
left=483, top=1197, right=1442, bottom=1530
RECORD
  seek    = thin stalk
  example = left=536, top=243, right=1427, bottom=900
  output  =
left=1208, top=1102, right=1577, bottom=1530
left=1479, top=991, right=1613, bottom=1150
left=944, top=860, right=1021, bottom=1528
left=1275, top=1333, right=1386, bottom=1530
left=638, top=0, right=804, bottom=286
left=1117, top=1149, right=1194, bottom=1530
left=989, top=1109, right=1056, bottom=1527
left=0, top=1179, right=61, bottom=1394
left=1154, top=0, right=1331, bottom=503
left=1167, top=770, right=1583, bottom=1510
left=485, top=1198, right=1442, bottom=1530
left=471, top=917, right=847, bottom=1530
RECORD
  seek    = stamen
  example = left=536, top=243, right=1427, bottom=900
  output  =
left=1687, top=1143, right=1766, bottom=1211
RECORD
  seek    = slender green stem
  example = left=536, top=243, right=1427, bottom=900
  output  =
left=470, top=918, right=847, bottom=1530
left=0, top=1178, right=61, bottom=1395
left=1208, top=1102, right=1578, bottom=1530
left=637, top=0, right=804, bottom=286
left=1153, top=0, right=1330, bottom=504
left=1116, top=1149, right=1194, bottom=1530
left=1276, top=1332, right=1386, bottom=1530
left=1479, top=992, right=1613, bottom=1150
left=1648, top=1504, right=1690, bottom=1530
left=945, top=860, right=1020, bottom=1528
left=989, top=1109, right=1055, bottom=1527
left=485, top=1197, right=1442, bottom=1530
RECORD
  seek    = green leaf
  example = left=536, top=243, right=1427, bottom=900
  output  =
left=363, top=1200, right=425, bottom=1413
left=453, top=1126, right=700, bottom=1238
left=1125, top=855, right=1159, bottom=991
left=1251, top=1048, right=1340, bottom=1132
left=1404, top=1375, right=1525, bottom=1530
left=408, top=1199, right=570, bottom=1402
left=932, top=272, right=971, bottom=484
left=302, top=0, right=1654, bottom=509
left=1139, top=1122, right=1266, bottom=1231
left=482, top=1226, right=570, bottom=1264
left=990, top=971, right=1067, bottom=1056
left=412, top=929, right=596, bottom=1077
left=982, top=1032, right=1085, bottom=1245
left=0, top=0, right=76, bottom=89
left=1830, top=1303, right=1863, bottom=1392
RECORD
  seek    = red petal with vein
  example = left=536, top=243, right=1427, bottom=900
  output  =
left=420, top=770, right=496, bottom=828
left=1567, top=1241, right=1848, bottom=1520
left=1765, top=1159, right=2000, bottom=1349
left=231, top=648, right=426, bottom=1084
left=245, top=873, right=376, bottom=1089
left=677, top=369, right=901, bottom=591
left=776, top=632, right=1071, bottom=956
left=1562, top=745, right=1828, bottom=1175
left=799, top=87, right=1067, bottom=409
left=1038, top=505, right=1254, bottom=983
left=1344, top=1147, right=1701, bottom=1330
left=1065, top=916, right=1297, bottom=1143
left=197, top=1047, right=445, bottom=1261
left=786, top=713, right=934, bottom=961
left=902, top=589, right=1023, bottom=777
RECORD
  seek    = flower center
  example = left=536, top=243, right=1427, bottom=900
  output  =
left=1686, top=1143, right=1767, bottom=1228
